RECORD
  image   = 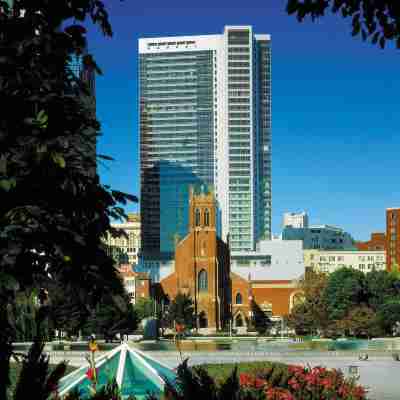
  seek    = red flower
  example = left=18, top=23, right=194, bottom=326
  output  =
left=321, top=377, right=334, bottom=390
left=288, top=377, right=301, bottom=391
left=352, top=386, right=366, bottom=399
left=254, top=377, right=267, bottom=389
left=85, top=368, right=97, bottom=382
left=266, top=387, right=294, bottom=400
left=239, top=373, right=252, bottom=387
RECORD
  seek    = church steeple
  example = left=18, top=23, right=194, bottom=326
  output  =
left=189, top=188, right=216, bottom=231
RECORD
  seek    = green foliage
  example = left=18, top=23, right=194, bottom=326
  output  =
left=0, top=1, right=136, bottom=397
left=250, top=301, right=271, bottom=335
left=286, top=0, right=400, bottom=49
left=84, top=293, right=138, bottom=340
left=286, top=270, right=329, bottom=335
left=377, top=298, right=400, bottom=334
left=288, top=268, right=400, bottom=337
left=364, top=269, right=399, bottom=311
left=135, top=297, right=155, bottom=321
left=13, top=336, right=67, bottom=400
left=339, top=305, right=382, bottom=338
left=164, top=293, right=195, bottom=329
left=162, top=359, right=241, bottom=400
left=323, top=268, right=365, bottom=322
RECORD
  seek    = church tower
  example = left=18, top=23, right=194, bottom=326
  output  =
left=170, top=188, right=230, bottom=330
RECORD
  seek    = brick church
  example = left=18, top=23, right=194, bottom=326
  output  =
left=158, top=190, right=231, bottom=329
left=153, top=189, right=302, bottom=331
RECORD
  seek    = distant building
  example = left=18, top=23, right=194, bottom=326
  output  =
left=283, top=212, right=309, bottom=229
left=282, top=224, right=355, bottom=250
left=386, top=208, right=400, bottom=272
left=118, top=264, right=150, bottom=304
left=231, top=239, right=304, bottom=279
left=355, top=233, right=386, bottom=251
left=105, top=213, right=141, bottom=266
left=304, top=249, right=386, bottom=274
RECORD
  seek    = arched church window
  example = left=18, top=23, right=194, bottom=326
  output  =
left=204, top=208, right=210, bottom=226
left=235, top=292, right=243, bottom=305
left=195, top=208, right=201, bottom=226
left=198, top=269, right=208, bottom=291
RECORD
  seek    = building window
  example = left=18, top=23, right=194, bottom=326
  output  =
left=204, top=208, right=210, bottom=226
left=236, top=292, right=243, bottom=304
left=198, top=269, right=208, bottom=291
left=195, top=208, right=201, bottom=226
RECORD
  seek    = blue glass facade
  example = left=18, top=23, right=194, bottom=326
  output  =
left=140, top=50, right=215, bottom=258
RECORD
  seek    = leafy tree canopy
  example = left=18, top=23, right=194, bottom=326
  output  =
left=135, top=297, right=155, bottom=322
left=0, top=0, right=134, bottom=398
left=340, top=305, right=382, bottom=338
left=364, top=269, right=400, bottom=311
left=377, top=298, right=400, bottom=334
left=286, top=0, right=400, bottom=49
left=164, top=293, right=195, bottom=329
left=323, top=267, right=365, bottom=321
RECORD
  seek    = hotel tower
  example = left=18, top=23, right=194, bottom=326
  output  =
left=139, top=26, right=272, bottom=261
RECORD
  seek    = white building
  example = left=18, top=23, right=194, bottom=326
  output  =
left=283, top=212, right=309, bottom=229
left=231, top=240, right=304, bottom=281
left=304, top=249, right=386, bottom=274
left=139, top=26, right=272, bottom=258
left=104, top=213, right=141, bottom=265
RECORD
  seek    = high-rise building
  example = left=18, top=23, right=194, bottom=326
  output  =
left=386, top=208, right=400, bottom=272
left=283, top=212, right=309, bottom=229
left=139, top=26, right=271, bottom=259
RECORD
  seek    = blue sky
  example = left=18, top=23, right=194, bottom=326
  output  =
left=86, top=0, right=399, bottom=240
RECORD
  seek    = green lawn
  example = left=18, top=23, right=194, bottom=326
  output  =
left=201, top=361, right=289, bottom=383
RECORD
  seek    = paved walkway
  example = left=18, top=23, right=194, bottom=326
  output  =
left=48, top=350, right=399, bottom=400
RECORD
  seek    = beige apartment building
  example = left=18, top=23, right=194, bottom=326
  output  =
left=104, top=213, right=141, bottom=266
left=304, top=249, right=386, bottom=274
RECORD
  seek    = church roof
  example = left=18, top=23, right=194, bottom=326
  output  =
left=57, top=343, right=176, bottom=399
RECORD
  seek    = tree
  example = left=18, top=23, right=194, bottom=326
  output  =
left=47, top=282, right=91, bottom=338
left=341, top=305, right=382, bottom=338
left=286, top=302, right=319, bottom=336
left=286, top=0, right=400, bottom=49
left=250, top=301, right=271, bottom=335
left=377, top=299, right=400, bottom=334
left=135, top=297, right=155, bottom=322
left=0, top=1, right=135, bottom=398
left=323, top=268, right=366, bottom=322
left=286, top=270, right=329, bottom=335
left=84, top=293, right=138, bottom=341
left=364, top=269, right=400, bottom=311
left=164, top=293, right=195, bottom=329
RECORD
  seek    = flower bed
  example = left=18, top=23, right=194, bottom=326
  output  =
left=238, top=364, right=367, bottom=400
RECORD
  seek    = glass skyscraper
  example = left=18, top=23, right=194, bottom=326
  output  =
left=139, top=26, right=271, bottom=259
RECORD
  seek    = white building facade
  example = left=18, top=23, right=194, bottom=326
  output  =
left=304, top=249, right=386, bottom=274
left=139, top=26, right=272, bottom=258
left=231, top=239, right=305, bottom=280
left=283, top=212, right=309, bottom=229
left=104, top=214, right=141, bottom=266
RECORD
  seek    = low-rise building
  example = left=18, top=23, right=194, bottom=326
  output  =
left=118, top=264, right=150, bottom=304
left=355, top=232, right=386, bottom=251
left=386, top=208, right=400, bottom=272
left=304, top=250, right=386, bottom=274
left=104, top=213, right=141, bottom=266
left=282, top=224, right=355, bottom=250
